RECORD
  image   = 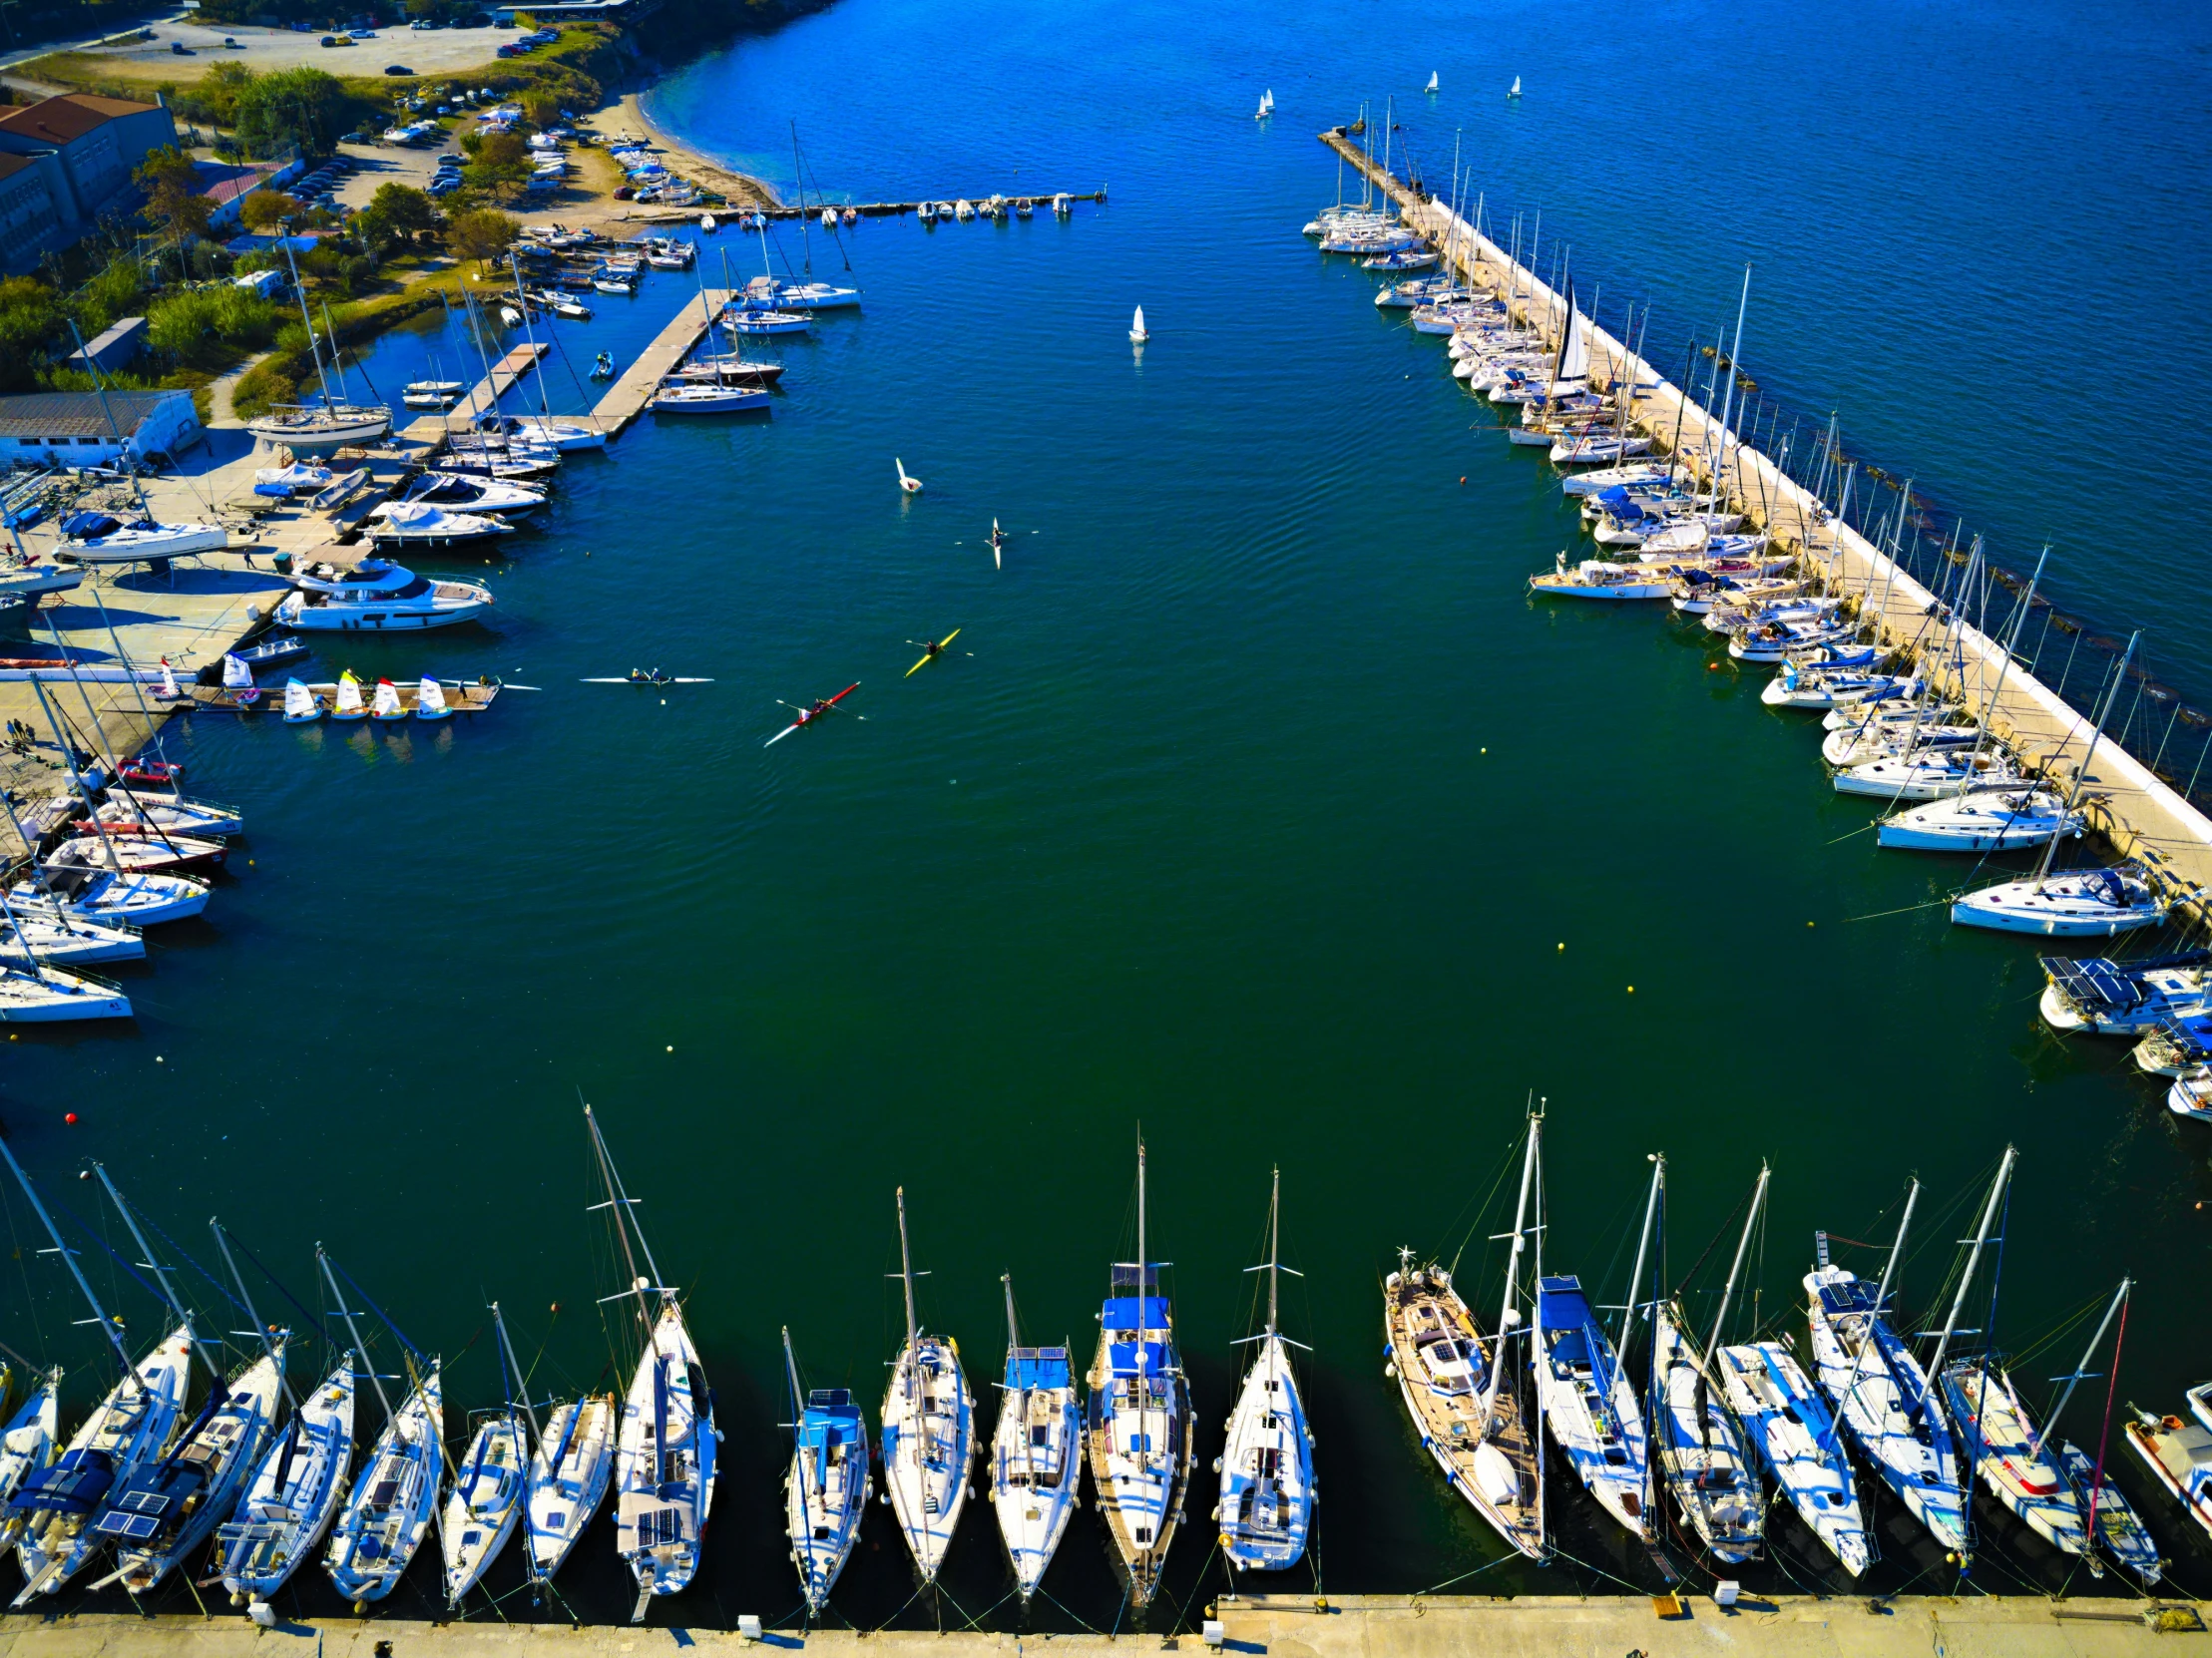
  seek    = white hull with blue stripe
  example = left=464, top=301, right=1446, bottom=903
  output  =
left=324, top=1364, right=444, bottom=1605
left=1716, top=1340, right=1870, bottom=1575
left=215, top=1359, right=356, bottom=1603
left=1534, top=1276, right=1649, bottom=1539
left=991, top=1279, right=1079, bottom=1602
left=784, top=1332, right=868, bottom=1614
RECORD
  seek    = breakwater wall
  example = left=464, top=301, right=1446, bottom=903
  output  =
left=1321, top=129, right=2212, bottom=937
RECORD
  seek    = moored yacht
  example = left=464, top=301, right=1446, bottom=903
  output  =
left=275, top=559, right=494, bottom=632
left=990, top=1278, right=1078, bottom=1603
left=55, top=512, right=228, bottom=566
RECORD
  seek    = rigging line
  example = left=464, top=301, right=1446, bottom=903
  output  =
left=138, top=1209, right=250, bottom=1322
left=1544, top=1540, right=1650, bottom=1596
left=1035, top=1583, right=1110, bottom=1635
left=1, top=1183, right=49, bottom=1357
left=1443, top=1129, right=1536, bottom=1284
left=1840, top=895, right=1954, bottom=923
left=224, top=1231, right=337, bottom=1347
left=1670, top=1179, right=1755, bottom=1300
left=47, top=1187, right=168, bottom=1312
left=322, top=1262, right=420, bottom=1365
left=1409, top=1547, right=1520, bottom=1598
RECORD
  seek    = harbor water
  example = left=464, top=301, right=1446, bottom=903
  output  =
left=5, top=0, right=2210, bottom=1624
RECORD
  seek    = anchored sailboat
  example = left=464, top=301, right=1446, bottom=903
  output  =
left=1216, top=1167, right=1315, bottom=1572
left=880, top=1187, right=975, bottom=1587
left=990, top=1274, right=1079, bottom=1601
left=589, top=1102, right=719, bottom=1620
left=442, top=1303, right=532, bottom=1605
left=1086, top=1138, right=1194, bottom=1609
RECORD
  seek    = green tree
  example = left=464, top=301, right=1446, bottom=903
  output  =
left=146, top=284, right=280, bottom=369
left=521, top=90, right=563, bottom=130
left=231, top=67, right=349, bottom=158
left=240, top=190, right=303, bottom=232
left=357, top=182, right=436, bottom=247
left=0, top=275, right=68, bottom=395
left=447, top=207, right=519, bottom=268
left=464, top=130, right=531, bottom=198
left=134, top=145, right=214, bottom=244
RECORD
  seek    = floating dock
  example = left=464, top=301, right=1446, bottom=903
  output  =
left=589, top=288, right=735, bottom=434
left=398, top=342, right=550, bottom=445
left=1321, top=128, right=2212, bottom=937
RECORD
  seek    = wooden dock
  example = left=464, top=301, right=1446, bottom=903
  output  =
left=1321, top=128, right=2212, bottom=938
left=634, top=190, right=1107, bottom=224
left=397, top=342, right=550, bottom=445
left=176, top=679, right=502, bottom=716
left=589, top=288, right=734, bottom=435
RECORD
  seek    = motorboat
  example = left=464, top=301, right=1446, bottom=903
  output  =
left=55, top=513, right=227, bottom=565
left=402, top=379, right=465, bottom=409
left=724, top=310, right=812, bottom=336
left=253, top=463, right=334, bottom=497
left=652, top=382, right=770, bottom=414
left=1215, top=1171, right=1314, bottom=1574
left=105, top=1343, right=287, bottom=1595
left=8, top=863, right=208, bottom=927
left=1877, top=787, right=2081, bottom=851
left=881, top=1189, right=975, bottom=1586
left=2170, top=1067, right=2212, bottom=1122
left=524, top=1392, right=615, bottom=1586
left=214, top=1359, right=355, bottom=1609
left=1528, top=556, right=1673, bottom=600
left=1534, top=1273, right=1649, bottom=1539
left=781, top=1333, right=866, bottom=1615
left=1714, top=1340, right=1869, bottom=1575
left=2122, top=1407, right=2212, bottom=1544
left=1085, top=1143, right=1193, bottom=1609
left=366, top=502, right=515, bottom=549
left=401, top=473, right=548, bottom=516
left=275, top=559, right=494, bottom=632
left=1953, top=865, right=2170, bottom=937
left=2037, top=950, right=2208, bottom=1036
left=1803, top=1260, right=1968, bottom=1552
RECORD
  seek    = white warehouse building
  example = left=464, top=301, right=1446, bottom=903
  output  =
left=0, top=390, right=201, bottom=468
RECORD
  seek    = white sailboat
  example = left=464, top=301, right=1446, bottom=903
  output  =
left=1508, top=75, right=1522, bottom=99
left=1215, top=1168, right=1315, bottom=1572
left=783, top=1328, right=867, bottom=1615
left=441, top=1305, right=532, bottom=1605
left=1425, top=71, right=1438, bottom=93
left=590, top=1104, right=718, bottom=1620
left=989, top=1275, right=1079, bottom=1602
left=1714, top=1340, right=1870, bottom=1574
left=0, top=1370, right=59, bottom=1555
left=370, top=678, right=407, bottom=722
left=1129, top=305, right=1149, bottom=343
left=880, top=1187, right=975, bottom=1587
left=321, top=1248, right=444, bottom=1609
left=416, top=677, right=454, bottom=722
left=524, top=1386, right=616, bottom=1588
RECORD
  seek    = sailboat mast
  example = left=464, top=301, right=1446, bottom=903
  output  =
left=92, top=1163, right=214, bottom=1381
left=781, top=1325, right=803, bottom=1430
left=493, top=1302, right=541, bottom=1445
left=319, top=1245, right=393, bottom=1422
left=1003, top=1273, right=1020, bottom=1352
left=1964, top=548, right=2047, bottom=768
left=585, top=1104, right=663, bottom=1331
left=1710, top=264, right=1751, bottom=485
left=1701, top=1163, right=1770, bottom=1380
left=2033, top=631, right=2138, bottom=885
left=1530, top=1110, right=1548, bottom=1552
left=1266, top=1166, right=1281, bottom=1339
left=1875, top=1178, right=1922, bottom=1311
left=1620, top=1153, right=1662, bottom=1347
left=1927, top=1146, right=2016, bottom=1381
left=1135, top=1140, right=1149, bottom=1482
left=791, top=122, right=813, bottom=277
left=2030, top=1277, right=2129, bottom=1460
left=0, top=1135, right=136, bottom=1379
left=212, top=1219, right=297, bottom=1409
left=895, top=1187, right=919, bottom=1356
left=1487, top=1110, right=1540, bottom=1424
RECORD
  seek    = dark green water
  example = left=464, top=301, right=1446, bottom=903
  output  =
left=5, top=0, right=2210, bottom=1626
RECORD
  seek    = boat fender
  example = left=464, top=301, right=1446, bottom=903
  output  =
left=1384, top=1362, right=1397, bottom=1380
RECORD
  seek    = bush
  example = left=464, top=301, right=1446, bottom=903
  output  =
left=0, top=274, right=68, bottom=394
left=447, top=207, right=518, bottom=267
left=230, top=359, right=298, bottom=421
left=241, top=191, right=303, bottom=232
left=146, top=285, right=281, bottom=369
left=358, top=183, right=436, bottom=247
left=73, top=257, right=151, bottom=336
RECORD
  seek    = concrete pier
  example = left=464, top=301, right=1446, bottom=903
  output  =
left=1320, top=129, right=2212, bottom=936
left=589, top=288, right=736, bottom=435
left=0, top=1594, right=2200, bottom=1657
left=399, top=342, right=551, bottom=444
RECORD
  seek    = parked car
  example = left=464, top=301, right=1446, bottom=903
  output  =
left=427, top=176, right=461, bottom=196
left=384, top=63, right=413, bottom=74
left=170, top=39, right=194, bottom=53
left=223, top=35, right=241, bottom=45
left=349, top=27, right=377, bottom=37
left=319, top=34, right=339, bottom=45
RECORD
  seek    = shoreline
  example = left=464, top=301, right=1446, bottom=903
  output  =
left=584, top=91, right=784, bottom=211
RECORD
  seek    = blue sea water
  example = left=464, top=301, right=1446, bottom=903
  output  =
left=4, top=0, right=2210, bottom=1626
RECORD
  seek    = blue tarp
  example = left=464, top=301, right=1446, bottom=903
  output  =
left=1535, top=1275, right=1593, bottom=1332
left=1004, top=1347, right=1073, bottom=1390
left=1106, top=1340, right=1170, bottom=1378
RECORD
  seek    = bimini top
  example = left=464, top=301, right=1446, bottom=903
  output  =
left=1536, top=1275, right=1595, bottom=1331
left=1106, top=1340, right=1171, bottom=1381
left=1101, top=1297, right=1170, bottom=1332
left=1004, top=1346, right=1072, bottom=1391
left=797, top=1390, right=862, bottom=1455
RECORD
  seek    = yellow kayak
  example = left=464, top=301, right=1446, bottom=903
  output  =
left=905, top=627, right=961, bottom=677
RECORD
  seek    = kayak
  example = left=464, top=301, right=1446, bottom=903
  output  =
left=765, top=682, right=858, bottom=746
left=905, top=628, right=961, bottom=677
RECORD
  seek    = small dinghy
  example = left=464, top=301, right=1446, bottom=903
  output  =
left=1715, top=1340, right=1869, bottom=1574
left=11, top=1324, right=193, bottom=1600
left=782, top=1329, right=867, bottom=1616
left=282, top=677, right=323, bottom=723
left=402, top=379, right=465, bottom=409
left=1129, top=304, right=1148, bottom=343
left=2037, top=950, right=2208, bottom=1035
left=221, top=651, right=263, bottom=708
left=415, top=677, right=453, bottom=722
left=370, top=678, right=407, bottom=722
left=1878, top=787, right=2080, bottom=852
left=236, top=633, right=310, bottom=671
left=881, top=1188, right=976, bottom=1587
left=523, top=1389, right=615, bottom=1587
left=1215, top=1169, right=1315, bottom=1574
left=216, top=1358, right=356, bottom=1609
left=331, top=671, right=369, bottom=722
left=1956, top=863, right=2169, bottom=938
left=104, top=1342, right=287, bottom=1595
left=1804, top=1240, right=1969, bottom=1554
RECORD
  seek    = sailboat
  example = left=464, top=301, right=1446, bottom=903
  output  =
left=1803, top=1190, right=1970, bottom=1554
left=441, top=1304, right=531, bottom=1605
left=1532, top=1135, right=1650, bottom=1540
left=523, top=1376, right=616, bottom=1588
left=1129, top=305, right=1149, bottom=344
left=415, top=677, right=454, bottom=722
left=1216, top=1168, right=1315, bottom=1572
left=282, top=679, right=323, bottom=723
left=1713, top=1339, right=1869, bottom=1574
left=782, top=1328, right=867, bottom=1615
left=1253, top=89, right=1273, bottom=121
left=1646, top=1159, right=1767, bottom=1564
left=0, top=1370, right=59, bottom=1553
left=321, top=1249, right=445, bottom=1608
left=590, top=1104, right=718, bottom=1619
left=990, top=1274, right=1078, bottom=1601
left=1425, top=72, right=1438, bottom=93
left=0, top=1138, right=192, bottom=1604
left=880, top=1187, right=976, bottom=1587
left=1382, top=1113, right=1544, bottom=1558
left=331, top=671, right=368, bottom=723
left=370, top=678, right=407, bottom=722
left=1507, top=76, right=1522, bottom=99
left=1086, top=1138, right=1195, bottom=1610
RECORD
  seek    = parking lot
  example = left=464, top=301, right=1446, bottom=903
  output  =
left=76, top=16, right=515, bottom=80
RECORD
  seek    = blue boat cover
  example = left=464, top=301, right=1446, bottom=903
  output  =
left=1107, top=1340, right=1170, bottom=1379
left=1535, top=1275, right=1593, bottom=1331
left=60, top=511, right=119, bottom=540
left=1101, top=1296, right=1169, bottom=1332
left=1816, top=1277, right=1882, bottom=1317
left=1004, top=1347, right=1072, bottom=1390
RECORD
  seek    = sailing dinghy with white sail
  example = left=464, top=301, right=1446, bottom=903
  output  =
left=990, top=1276, right=1078, bottom=1603
left=1215, top=1168, right=1315, bottom=1573
left=589, top=1104, right=718, bottom=1619
left=1086, top=1140, right=1194, bottom=1609
left=880, top=1187, right=975, bottom=1587
left=782, top=1329, right=867, bottom=1616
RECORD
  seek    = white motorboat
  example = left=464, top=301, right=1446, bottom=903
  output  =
left=2170, top=1068, right=2212, bottom=1121
left=276, top=559, right=494, bottom=632
left=1528, top=557, right=1673, bottom=600
left=2037, top=950, right=2208, bottom=1035
left=724, top=310, right=811, bottom=336
left=989, top=1277, right=1079, bottom=1602
left=881, top=1189, right=975, bottom=1586
left=1715, top=1341, right=1870, bottom=1575
left=402, top=379, right=465, bottom=409
left=1877, top=787, right=2080, bottom=851
left=9, top=863, right=208, bottom=927
left=652, top=382, right=770, bottom=414
left=0, top=961, right=132, bottom=1021
left=254, top=462, right=335, bottom=496
left=402, top=473, right=548, bottom=516
left=55, top=512, right=227, bottom=565
left=2123, top=1408, right=2212, bottom=1543
left=366, top=502, right=515, bottom=549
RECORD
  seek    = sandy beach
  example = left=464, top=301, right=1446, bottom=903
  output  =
left=581, top=93, right=783, bottom=211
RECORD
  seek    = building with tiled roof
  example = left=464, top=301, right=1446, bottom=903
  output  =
left=0, top=391, right=201, bottom=466
left=0, top=93, right=180, bottom=272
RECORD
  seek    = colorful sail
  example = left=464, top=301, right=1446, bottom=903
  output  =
left=416, top=677, right=449, bottom=717
left=371, top=678, right=403, bottom=719
left=333, top=672, right=365, bottom=717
